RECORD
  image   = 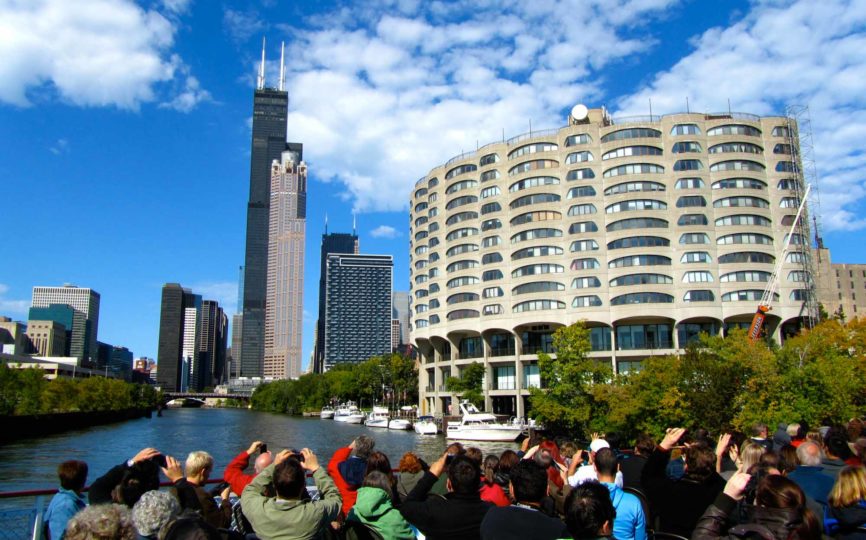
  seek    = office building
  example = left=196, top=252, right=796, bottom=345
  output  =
left=324, top=254, right=393, bottom=370
left=313, top=230, right=359, bottom=373
left=157, top=283, right=201, bottom=391
left=392, top=291, right=410, bottom=347
left=31, top=285, right=99, bottom=364
left=813, top=248, right=866, bottom=319
left=410, top=106, right=817, bottom=417
left=25, top=320, right=67, bottom=356
left=200, top=300, right=229, bottom=387
left=0, top=317, right=29, bottom=355
left=107, top=345, right=133, bottom=380
left=28, top=304, right=76, bottom=357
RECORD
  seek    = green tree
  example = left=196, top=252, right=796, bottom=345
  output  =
left=446, top=361, right=485, bottom=406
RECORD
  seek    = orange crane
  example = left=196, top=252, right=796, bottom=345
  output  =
left=748, top=184, right=812, bottom=341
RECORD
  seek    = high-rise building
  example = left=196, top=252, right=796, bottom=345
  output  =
left=410, top=106, right=818, bottom=418
left=313, top=230, right=359, bottom=373
left=239, top=42, right=294, bottom=378
left=813, top=247, right=866, bottom=319
left=229, top=266, right=244, bottom=380
left=25, top=320, right=67, bottom=356
left=157, top=283, right=201, bottom=391
left=324, top=254, right=393, bottom=370
left=31, top=285, right=100, bottom=364
left=392, top=291, right=410, bottom=347
left=199, top=300, right=229, bottom=388
left=0, top=316, right=29, bottom=355
left=109, top=345, right=133, bottom=381
left=263, top=149, right=307, bottom=379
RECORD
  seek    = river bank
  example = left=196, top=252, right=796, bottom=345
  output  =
left=0, top=407, right=153, bottom=443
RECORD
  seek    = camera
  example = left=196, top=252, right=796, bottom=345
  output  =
left=259, top=443, right=268, bottom=454
left=151, top=454, right=167, bottom=468
left=289, top=448, right=305, bottom=462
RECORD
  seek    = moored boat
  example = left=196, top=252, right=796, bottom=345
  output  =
left=388, top=418, right=412, bottom=430
left=334, top=401, right=364, bottom=423
left=414, top=416, right=438, bottom=435
left=445, top=401, right=523, bottom=441
left=320, top=406, right=335, bottom=419
left=365, top=406, right=390, bottom=428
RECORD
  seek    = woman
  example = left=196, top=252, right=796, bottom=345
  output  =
left=396, top=452, right=425, bottom=501
left=366, top=451, right=401, bottom=506
left=495, top=450, right=520, bottom=495
left=827, top=466, right=866, bottom=540
left=347, top=471, right=415, bottom=540
left=537, top=440, right=568, bottom=515
left=479, top=454, right=510, bottom=507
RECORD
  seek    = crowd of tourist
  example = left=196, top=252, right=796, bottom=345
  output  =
left=41, top=418, right=866, bottom=540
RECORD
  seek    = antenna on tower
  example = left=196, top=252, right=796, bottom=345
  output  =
left=279, top=41, right=285, bottom=91
left=325, top=213, right=329, bottom=235
left=257, top=37, right=266, bottom=90
left=352, top=211, right=357, bottom=235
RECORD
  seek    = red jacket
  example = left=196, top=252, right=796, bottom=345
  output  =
left=224, top=451, right=256, bottom=496
left=480, top=481, right=511, bottom=507
left=328, top=446, right=358, bottom=517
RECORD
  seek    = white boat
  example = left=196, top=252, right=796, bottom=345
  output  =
left=388, top=418, right=412, bottom=430
left=365, top=406, right=390, bottom=428
left=320, top=406, right=335, bottom=419
left=445, top=401, right=524, bottom=442
left=414, top=416, right=439, bottom=435
left=334, top=402, right=365, bottom=424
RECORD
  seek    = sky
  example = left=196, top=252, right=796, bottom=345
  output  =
left=1, top=0, right=866, bottom=369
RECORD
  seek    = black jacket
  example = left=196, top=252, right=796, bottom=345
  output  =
left=480, top=505, right=570, bottom=540
left=829, top=502, right=866, bottom=540
left=620, top=454, right=648, bottom=491
left=399, top=471, right=493, bottom=540
left=693, top=492, right=805, bottom=540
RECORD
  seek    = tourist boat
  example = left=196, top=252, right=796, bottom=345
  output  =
left=320, top=406, right=335, bottom=419
left=414, top=416, right=439, bottom=435
left=445, top=401, right=524, bottom=441
left=365, top=406, right=390, bottom=428
left=388, top=418, right=412, bottom=430
left=334, top=402, right=365, bottom=424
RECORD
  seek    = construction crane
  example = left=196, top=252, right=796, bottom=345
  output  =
left=748, top=184, right=812, bottom=342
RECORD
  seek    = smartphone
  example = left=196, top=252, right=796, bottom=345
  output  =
left=289, top=448, right=305, bottom=462
left=151, top=454, right=167, bottom=467
left=259, top=443, right=268, bottom=454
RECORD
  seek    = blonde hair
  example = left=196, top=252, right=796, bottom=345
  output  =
left=739, top=440, right=766, bottom=473
left=185, top=451, right=214, bottom=477
left=786, top=423, right=800, bottom=437
left=829, top=466, right=866, bottom=508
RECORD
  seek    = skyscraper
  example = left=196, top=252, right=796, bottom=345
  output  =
left=199, top=300, right=228, bottom=387
left=392, top=291, right=410, bottom=347
left=324, top=254, right=393, bottom=371
left=239, top=41, right=294, bottom=378
left=157, top=283, right=200, bottom=391
left=31, top=285, right=100, bottom=364
left=313, top=230, right=359, bottom=373
left=263, top=149, right=306, bottom=379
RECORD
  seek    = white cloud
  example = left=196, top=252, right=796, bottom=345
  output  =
left=615, top=0, right=866, bottom=231
left=0, top=0, right=207, bottom=111
left=370, top=225, right=401, bottom=239
left=190, top=281, right=238, bottom=315
left=162, top=0, right=192, bottom=15
left=223, top=8, right=266, bottom=43
left=49, top=138, right=69, bottom=155
left=281, top=0, right=681, bottom=213
left=0, top=284, right=29, bottom=316
left=159, top=59, right=212, bottom=112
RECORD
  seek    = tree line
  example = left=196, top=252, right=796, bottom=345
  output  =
left=251, top=353, right=418, bottom=415
left=0, top=364, right=159, bottom=416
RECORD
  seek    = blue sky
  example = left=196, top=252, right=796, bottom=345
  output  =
left=1, top=0, right=865, bottom=368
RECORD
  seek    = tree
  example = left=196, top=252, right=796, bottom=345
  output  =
left=446, top=361, right=485, bottom=406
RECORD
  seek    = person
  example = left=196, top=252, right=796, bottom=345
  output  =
left=479, top=459, right=570, bottom=540
left=494, top=450, right=520, bottom=495
left=159, top=514, right=223, bottom=540
left=242, top=448, right=342, bottom=540
left=65, top=504, right=137, bottom=540
left=827, top=466, right=866, bottom=539
left=595, top=448, right=646, bottom=540
left=347, top=471, right=415, bottom=540
left=736, top=441, right=767, bottom=475
left=465, top=447, right=509, bottom=507
left=777, top=444, right=799, bottom=476
left=692, top=471, right=822, bottom=540
left=620, top=433, right=654, bottom=491
left=166, top=452, right=232, bottom=530
left=563, top=481, right=617, bottom=540
left=750, top=423, right=773, bottom=452
left=430, top=442, right=465, bottom=496
left=787, top=423, right=803, bottom=446
left=641, top=427, right=725, bottom=537
left=44, top=460, right=88, bottom=540
left=366, top=451, right=400, bottom=505
left=787, top=440, right=836, bottom=511
left=823, top=427, right=855, bottom=479
left=131, top=490, right=180, bottom=540
left=568, top=438, right=623, bottom=488
left=536, top=440, right=569, bottom=513
left=396, top=452, right=426, bottom=501
left=399, top=452, right=493, bottom=539
left=772, top=422, right=791, bottom=449
left=223, top=440, right=273, bottom=496
left=88, top=448, right=162, bottom=507
left=328, top=436, right=374, bottom=517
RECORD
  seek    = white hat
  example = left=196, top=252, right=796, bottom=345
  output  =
left=590, top=439, right=610, bottom=453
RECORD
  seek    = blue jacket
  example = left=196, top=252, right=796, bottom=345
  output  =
left=44, top=488, right=86, bottom=540
left=604, top=482, right=646, bottom=540
left=788, top=466, right=835, bottom=506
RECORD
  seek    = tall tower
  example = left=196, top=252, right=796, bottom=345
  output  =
left=157, top=283, right=200, bottom=391
left=264, top=149, right=306, bottom=379
left=31, top=285, right=100, bottom=364
left=313, top=230, right=358, bottom=373
left=239, top=40, right=294, bottom=378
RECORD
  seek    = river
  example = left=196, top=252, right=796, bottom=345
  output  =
left=0, top=408, right=520, bottom=499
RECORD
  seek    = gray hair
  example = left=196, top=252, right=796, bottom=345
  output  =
left=65, top=504, right=136, bottom=540
left=797, top=441, right=822, bottom=466
left=353, top=436, right=375, bottom=459
left=132, top=491, right=180, bottom=537
left=184, top=451, right=214, bottom=477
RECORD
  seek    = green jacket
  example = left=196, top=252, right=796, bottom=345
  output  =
left=348, top=487, right=415, bottom=540
left=241, top=464, right=342, bottom=540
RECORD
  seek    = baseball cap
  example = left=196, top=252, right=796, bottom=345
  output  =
left=590, top=439, right=610, bottom=453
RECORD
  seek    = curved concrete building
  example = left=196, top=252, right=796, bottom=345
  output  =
left=409, top=107, right=814, bottom=418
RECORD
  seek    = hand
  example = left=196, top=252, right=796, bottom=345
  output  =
left=247, top=441, right=263, bottom=455
left=523, top=445, right=540, bottom=460
left=300, top=449, right=319, bottom=472
left=349, top=439, right=356, bottom=450
left=573, top=450, right=585, bottom=463
left=520, top=438, right=530, bottom=452
left=591, top=432, right=604, bottom=441
left=660, top=428, right=687, bottom=451
left=430, top=452, right=448, bottom=478
left=132, top=447, right=160, bottom=464
left=274, top=450, right=291, bottom=465
left=723, top=472, right=751, bottom=500
left=162, top=456, right=183, bottom=482
left=220, top=486, right=232, bottom=500
left=715, top=433, right=732, bottom=458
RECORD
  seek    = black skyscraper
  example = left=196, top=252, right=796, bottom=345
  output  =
left=157, top=283, right=200, bottom=391
left=313, top=231, right=358, bottom=373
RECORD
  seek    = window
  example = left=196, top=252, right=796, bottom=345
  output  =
left=448, top=309, right=480, bottom=320
left=788, top=270, right=810, bottom=282
left=429, top=252, right=440, bottom=262
left=571, top=258, right=600, bottom=270
left=608, top=255, right=671, bottom=268
left=445, top=195, right=478, bottom=210
left=414, top=274, right=428, bottom=284
left=776, top=161, right=796, bottom=172
left=445, top=163, right=477, bottom=179
left=684, top=290, right=714, bottom=302
left=715, top=214, right=771, bottom=227
left=445, top=227, right=478, bottom=241
left=513, top=281, right=565, bottom=295
left=683, top=271, right=714, bottom=283
left=719, top=251, right=774, bottom=264
left=414, top=259, right=429, bottom=270
left=510, top=228, right=562, bottom=243
left=415, top=187, right=428, bottom=198
left=680, top=233, right=710, bottom=244
left=567, top=186, right=596, bottom=198
left=784, top=252, right=804, bottom=264
left=709, top=142, right=763, bottom=154
left=414, top=216, right=428, bottom=227
left=482, top=235, right=501, bottom=248
left=509, top=142, right=558, bottom=159
left=780, top=197, right=800, bottom=208
left=610, top=273, right=672, bottom=287
left=604, top=181, right=665, bottom=195
left=414, top=245, right=429, bottom=255
left=510, top=193, right=560, bottom=209
left=722, top=290, right=779, bottom=302
left=712, top=178, right=766, bottom=190
left=572, top=277, right=602, bottom=288
left=481, top=218, right=502, bottom=231
left=512, top=263, right=564, bottom=278
left=446, top=260, right=479, bottom=273
left=415, top=289, right=428, bottom=298
left=573, top=295, right=602, bottom=307
left=481, top=202, right=502, bottom=214
left=773, top=144, right=793, bottom=155
left=681, top=251, right=711, bottom=263
left=671, top=124, right=700, bottom=135
left=569, top=221, right=598, bottom=234
left=607, top=217, right=668, bottom=231
left=414, top=202, right=428, bottom=212
left=480, top=153, right=499, bottom=166
left=512, top=245, right=563, bottom=260
left=675, top=178, right=705, bottom=189
left=570, top=239, right=599, bottom=252
left=447, top=292, right=479, bottom=304
left=566, top=168, right=596, bottom=181
left=601, top=127, right=662, bottom=142
left=678, top=214, right=708, bottom=226
left=707, top=124, right=762, bottom=136
left=446, top=243, right=479, bottom=256
left=606, top=199, right=667, bottom=213
left=483, top=287, right=504, bottom=298
left=514, top=300, right=566, bottom=312
left=603, top=163, right=664, bottom=177
left=565, top=151, right=594, bottom=164
left=480, top=186, right=501, bottom=198
left=428, top=267, right=439, bottom=277
left=428, top=177, right=439, bottom=188
left=790, top=290, right=807, bottom=301
left=415, top=230, right=428, bottom=241
left=717, top=233, right=773, bottom=245
left=446, top=179, right=478, bottom=194
left=509, top=176, right=560, bottom=192
left=565, top=133, right=592, bottom=146
left=674, top=159, right=704, bottom=171
left=483, top=269, right=503, bottom=281
left=713, top=196, right=770, bottom=208
left=784, top=233, right=807, bottom=245
left=676, top=195, right=707, bottom=207
left=446, top=211, right=478, bottom=226
left=509, top=159, right=559, bottom=176
left=510, top=210, right=562, bottom=226
left=720, top=271, right=770, bottom=283
left=429, top=283, right=440, bottom=293
left=710, top=160, right=765, bottom=172
left=480, top=169, right=500, bottom=182
left=482, top=304, right=503, bottom=315
left=481, top=252, right=503, bottom=264
left=447, top=276, right=479, bottom=288
left=777, top=178, right=800, bottom=190
left=415, top=319, right=428, bottom=328
left=607, top=236, right=669, bottom=250
left=429, top=315, right=440, bottom=324
left=602, top=145, right=662, bottom=160
left=672, top=141, right=702, bottom=153
left=428, top=207, right=439, bottom=217
left=611, top=292, right=674, bottom=305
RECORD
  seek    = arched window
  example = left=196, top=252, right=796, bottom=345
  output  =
left=683, top=290, right=714, bottom=302
left=565, top=133, right=592, bottom=146
left=569, top=221, right=598, bottom=234
left=479, top=153, right=499, bottom=166
left=609, top=274, right=672, bottom=287
left=572, top=277, right=602, bottom=289
left=610, top=292, right=674, bottom=305
left=712, top=178, right=766, bottom=190
left=604, top=181, right=665, bottom=195
left=446, top=179, right=478, bottom=194
left=513, top=300, right=566, bottom=312
left=673, top=159, right=703, bottom=171
left=512, top=246, right=563, bottom=260
left=509, top=142, right=558, bottom=159
left=446, top=211, right=479, bottom=226
left=707, top=124, right=761, bottom=137
left=569, top=240, right=599, bottom=252
left=512, top=264, right=565, bottom=278
left=567, top=186, right=596, bottom=198
left=709, top=142, right=763, bottom=154
left=683, top=271, right=713, bottom=283
left=671, top=124, right=700, bottom=135
left=481, top=252, right=503, bottom=264
left=565, top=151, right=594, bottom=164
left=606, top=199, right=667, bottom=213
left=676, top=195, right=707, bottom=208
left=480, top=169, right=500, bottom=182
left=446, top=195, right=478, bottom=210
left=709, top=160, right=765, bottom=172
left=678, top=214, right=708, bottom=226
left=509, top=159, right=559, bottom=176
left=713, top=196, right=769, bottom=208
left=672, top=141, right=702, bottom=153
left=447, top=276, right=479, bottom=288
left=509, top=176, right=559, bottom=192
left=513, top=281, right=565, bottom=295
left=718, top=252, right=774, bottom=264
left=568, top=203, right=597, bottom=216
left=608, top=255, right=671, bottom=268
left=480, top=186, right=501, bottom=199
left=603, top=163, right=664, bottom=177
left=681, top=251, right=711, bottom=263
left=510, top=193, right=560, bottom=209
left=675, top=178, right=705, bottom=189
left=601, top=146, right=662, bottom=160
left=571, top=258, right=600, bottom=270
left=720, top=271, right=771, bottom=283
left=717, top=233, right=773, bottom=245
left=510, top=211, right=561, bottom=226
left=607, top=217, right=668, bottom=231
left=445, top=163, right=477, bottom=179
left=445, top=227, right=478, bottom=241
left=510, top=228, right=562, bottom=243
left=572, top=295, right=602, bottom=307
left=566, top=168, right=596, bottom=181
left=607, top=236, right=669, bottom=250
left=601, top=127, right=662, bottom=142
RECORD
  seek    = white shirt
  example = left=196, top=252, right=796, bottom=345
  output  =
left=567, top=464, right=623, bottom=488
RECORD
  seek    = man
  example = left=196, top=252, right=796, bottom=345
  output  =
left=563, top=481, right=617, bottom=540
left=568, top=438, right=623, bottom=487
left=44, top=460, right=88, bottom=540
left=224, top=440, right=273, bottom=495
left=165, top=452, right=232, bottom=529
left=479, top=460, right=570, bottom=540
left=595, top=448, right=646, bottom=540
left=328, top=436, right=374, bottom=517
left=620, top=433, right=654, bottom=491
left=750, top=422, right=773, bottom=452
left=822, top=427, right=853, bottom=479
left=242, top=448, right=342, bottom=540
left=88, top=447, right=162, bottom=507
left=787, top=440, right=835, bottom=511
left=641, top=427, right=725, bottom=537
left=400, top=453, right=493, bottom=540
left=773, top=422, right=792, bottom=449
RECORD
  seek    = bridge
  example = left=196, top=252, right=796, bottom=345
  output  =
left=161, top=392, right=251, bottom=406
